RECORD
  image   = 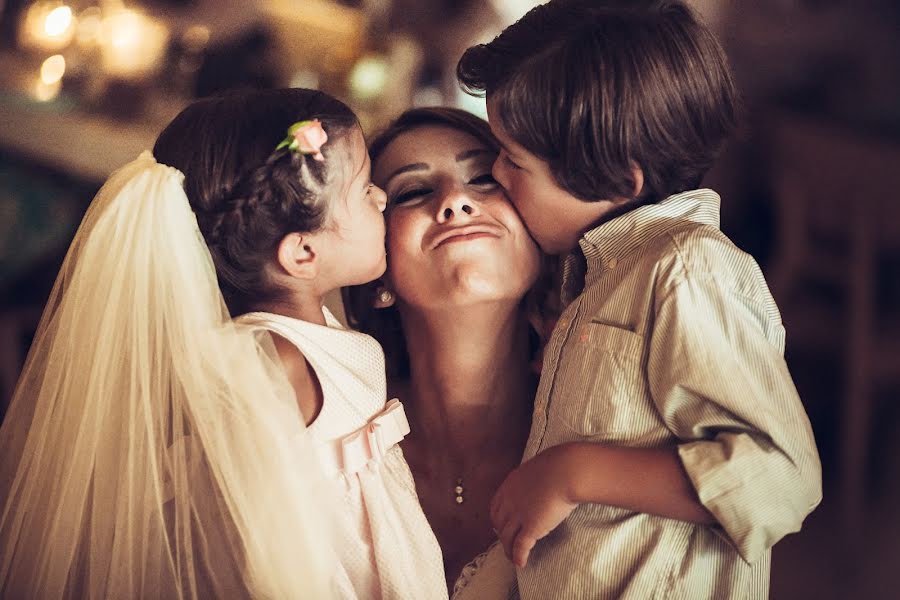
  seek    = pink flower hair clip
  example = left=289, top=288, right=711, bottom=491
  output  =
left=275, top=119, right=328, bottom=161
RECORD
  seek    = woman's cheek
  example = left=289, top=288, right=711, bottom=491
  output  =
left=385, top=211, right=420, bottom=271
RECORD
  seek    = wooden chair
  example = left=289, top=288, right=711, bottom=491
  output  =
left=766, top=112, right=900, bottom=554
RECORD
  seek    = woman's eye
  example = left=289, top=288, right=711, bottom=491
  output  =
left=392, top=188, right=431, bottom=205
left=468, top=173, right=498, bottom=186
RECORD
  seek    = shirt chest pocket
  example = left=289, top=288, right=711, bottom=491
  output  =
left=551, top=322, right=644, bottom=438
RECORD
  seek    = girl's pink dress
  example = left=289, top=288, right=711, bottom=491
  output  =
left=237, top=308, right=447, bottom=600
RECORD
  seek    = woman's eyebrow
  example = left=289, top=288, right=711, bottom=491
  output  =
left=384, top=162, right=429, bottom=185
left=456, top=149, right=494, bottom=162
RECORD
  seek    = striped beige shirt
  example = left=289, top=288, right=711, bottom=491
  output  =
left=516, top=189, right=822, bottom=599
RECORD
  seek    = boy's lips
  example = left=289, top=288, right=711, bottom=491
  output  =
left=428, top=225, right=502, bottom=249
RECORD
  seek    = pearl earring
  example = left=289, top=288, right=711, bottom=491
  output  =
left=375, top=286, right=394, bottom=307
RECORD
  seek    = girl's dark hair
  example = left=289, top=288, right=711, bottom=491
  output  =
left=153, top=88, right=358, bottom=315
left=457, top=0, right=740, bottom=204
left=344, top=106, right=553, bottom=379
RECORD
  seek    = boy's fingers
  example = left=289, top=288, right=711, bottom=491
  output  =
left=498, top=519, right=521, bottom=562
left=490, top=494, right=512, bottom=533
left=489, top=489, right=502, bottom=524
left=512, top=531, right=537, bottom=568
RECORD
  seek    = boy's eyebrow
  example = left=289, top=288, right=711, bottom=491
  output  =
left=494, top=139, right=521, bottom=160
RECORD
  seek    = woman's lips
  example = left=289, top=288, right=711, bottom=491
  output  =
left=436, top=231, right=498, bottom=247
left=429, top=225, right=502, bottom=249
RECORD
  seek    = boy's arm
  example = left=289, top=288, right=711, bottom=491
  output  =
left=493, top=264, right=822, bottom=568
left=491, top=441, right=714, bottom=567
left=645, top=273, right=822, bottom=563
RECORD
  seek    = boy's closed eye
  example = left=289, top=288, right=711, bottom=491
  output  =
left=502, top=154, right=523, bottom=171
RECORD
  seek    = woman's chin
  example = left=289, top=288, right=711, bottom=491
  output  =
left=440, top=266, right=532, bottom=306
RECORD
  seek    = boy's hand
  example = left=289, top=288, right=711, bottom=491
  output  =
left=490, top=443, right=579, bottom=568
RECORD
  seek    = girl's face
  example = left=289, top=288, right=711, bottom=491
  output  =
left=374, top=125, right=541, bottom=309
left=322, top=126, right=388, bottom=287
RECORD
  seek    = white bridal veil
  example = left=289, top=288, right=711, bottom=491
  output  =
left=0, top=152, right=333, bottom=599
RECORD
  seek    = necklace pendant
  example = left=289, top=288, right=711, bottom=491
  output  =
left=454, top=477, right=464, bottom=505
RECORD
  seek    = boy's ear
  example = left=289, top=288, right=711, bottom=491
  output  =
left=276, top=232, right=319, bottom=280
left=630, top=162, right=645, bottom=199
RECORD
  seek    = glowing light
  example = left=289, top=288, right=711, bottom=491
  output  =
left=98, top=9, right=170, bottom=78
left=40, top=54, right=66, bottom=84
left=348, top=55, right=389, bottom=101
left=33, top=79, right=61, bottom=102
left=43, top=5, right=72, bottom=37
left=19, top=2, right=78, bottom=51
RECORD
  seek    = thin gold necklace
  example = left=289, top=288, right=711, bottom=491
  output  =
left=454, top=477, right=466, bottom=505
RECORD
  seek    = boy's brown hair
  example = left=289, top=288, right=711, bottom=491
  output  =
left=457, top=0, right=740, bottom=205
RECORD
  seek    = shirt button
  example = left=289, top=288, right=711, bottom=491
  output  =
left=558, top=318, right=569, bottom=329
left=607, top=258, right=618, bottom=269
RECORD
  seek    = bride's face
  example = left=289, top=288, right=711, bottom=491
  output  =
left=374, top=125, right=541, bottom=309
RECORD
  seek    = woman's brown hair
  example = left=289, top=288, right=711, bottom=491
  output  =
left=153, top=88, right=357, bottom=315
left=457, top=0, right=740, bottom=205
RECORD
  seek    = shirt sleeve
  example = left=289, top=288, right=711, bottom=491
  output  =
left=647, top=271, right=823, bottom=564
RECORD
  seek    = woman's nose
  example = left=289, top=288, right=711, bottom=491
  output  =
left=435, top=187, right=480, bottom=223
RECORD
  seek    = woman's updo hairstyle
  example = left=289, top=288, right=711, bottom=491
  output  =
left=154, top=88, right=358, bottom=315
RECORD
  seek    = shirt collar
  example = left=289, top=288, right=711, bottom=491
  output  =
left=561, top=189, right=721, bottom=301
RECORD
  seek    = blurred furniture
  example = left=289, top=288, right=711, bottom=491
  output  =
left=767, top=111, right=900, bottom=554
left=0, top=90, right=172, bottom=182
left=263, top=0, right=366, bottom=90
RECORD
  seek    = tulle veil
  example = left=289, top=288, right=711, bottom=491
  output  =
left=0, top=152, right=334, bottom=598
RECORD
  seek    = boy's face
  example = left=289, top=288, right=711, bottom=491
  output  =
left=487, top=98, right=618, bottom=256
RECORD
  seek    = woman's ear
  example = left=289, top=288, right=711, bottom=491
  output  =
left=276, top=232, right=319, bottom=280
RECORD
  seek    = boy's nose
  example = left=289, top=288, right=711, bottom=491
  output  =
left=372, top=184, right=387, bottom=212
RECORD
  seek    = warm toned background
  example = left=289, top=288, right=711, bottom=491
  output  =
left=1, top=1, right=898, bottom=598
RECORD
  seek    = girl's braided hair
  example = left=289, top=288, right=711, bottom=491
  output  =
left=154, top=88, right=358, bottom=315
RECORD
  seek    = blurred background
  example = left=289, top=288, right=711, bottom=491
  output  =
left=0, top=1, right=897, bottom=597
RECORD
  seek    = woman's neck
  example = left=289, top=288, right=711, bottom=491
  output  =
left=399, top=301, right=535, bottom=473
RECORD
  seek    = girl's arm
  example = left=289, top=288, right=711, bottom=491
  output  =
left=269, top=333, right=324, bottom=425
